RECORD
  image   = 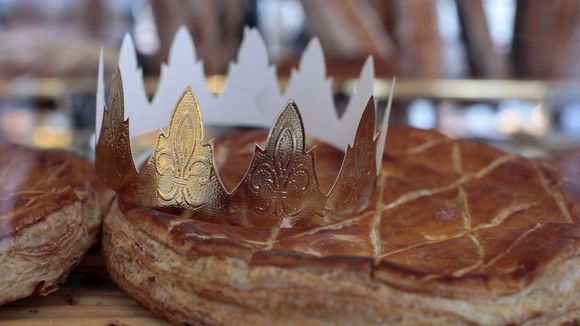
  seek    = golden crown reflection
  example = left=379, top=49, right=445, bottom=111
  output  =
left=96, top=69, right=380, bottom=228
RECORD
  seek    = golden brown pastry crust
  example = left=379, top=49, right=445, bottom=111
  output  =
left=102, top=125, right=580, bottom=325
left=0, top=141, right=105, bottom=305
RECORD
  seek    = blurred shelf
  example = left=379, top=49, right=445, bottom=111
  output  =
left=1, top=76, right=580, bottom=102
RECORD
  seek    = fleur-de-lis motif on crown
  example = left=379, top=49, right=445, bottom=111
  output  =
left=96, top=70, right=384, bottom=229
left=138, top=88, right=215, bottom=208
left=98, top=71, right=227, bottom=213
left=126, top=88, right=227, bottom=212
left=232, top=102, right=326, bottom=228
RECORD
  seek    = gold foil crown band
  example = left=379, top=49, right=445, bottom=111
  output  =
left=96, top=70, right=382, bottom=228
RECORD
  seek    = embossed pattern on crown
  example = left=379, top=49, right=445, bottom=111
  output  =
left=124, top=87, right=228, bottom=215
left=95, top=70, right=138, bottom=193
left=230, top=102, right=326, bottom=228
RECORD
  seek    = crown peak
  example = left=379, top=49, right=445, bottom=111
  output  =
left=110, top=69, right=123, bottom=92
left=359, top=97, right=376, bottom=130
left=181, top=85, right=197, bottom=98
left=266, top=100, right=305, bottom=151
left=281, top=99, right=300, bottom=115
left=165, top=86, right=203, bottom=138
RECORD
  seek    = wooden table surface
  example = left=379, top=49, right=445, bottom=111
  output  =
left=0, top=247, right=169, bottom=326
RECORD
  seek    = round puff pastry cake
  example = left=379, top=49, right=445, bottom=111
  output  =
left=102, top=125, right=580, bottom=325
left=0, top=141, right=106, bottom=305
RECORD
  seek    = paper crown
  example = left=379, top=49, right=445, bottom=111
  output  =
left=95, top=27, right=395, bottom=228
left=96, top=27, right=394, bottom=156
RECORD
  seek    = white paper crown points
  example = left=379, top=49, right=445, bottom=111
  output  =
left=152, top=26, right=209, bottom=128
left=95, top=26, right=394, bottom=174
left=377, top=77, right=395, bottom=173
left=96, top=47, right=105, bottom=136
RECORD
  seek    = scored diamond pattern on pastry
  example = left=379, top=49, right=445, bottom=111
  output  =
left=105, top=125, right=580, bottom=325
left=163, top=125, right=577, bottom=296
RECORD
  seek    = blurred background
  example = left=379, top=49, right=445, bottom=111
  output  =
left=0, top=0, right=579, bottom=157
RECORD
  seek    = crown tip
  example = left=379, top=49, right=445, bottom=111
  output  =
left=280, top=99, right=302, bottom=121
left=181, top=86, right=199, bottom=101
left=112, top=67, right=121, bottom=79
left=359, top=96, right=376, bottom=121
left=109, top=68, right=124, bottom=96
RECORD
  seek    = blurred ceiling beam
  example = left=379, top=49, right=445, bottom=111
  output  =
left=455, top=0, right=509, bottom=78
left=150, top=0, right=244, bottom=74
left=300, top=0, right=396, bottom=59
left=389, top=0, right=442, bottom=78
left=512, top=0, right=580, bottom=78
